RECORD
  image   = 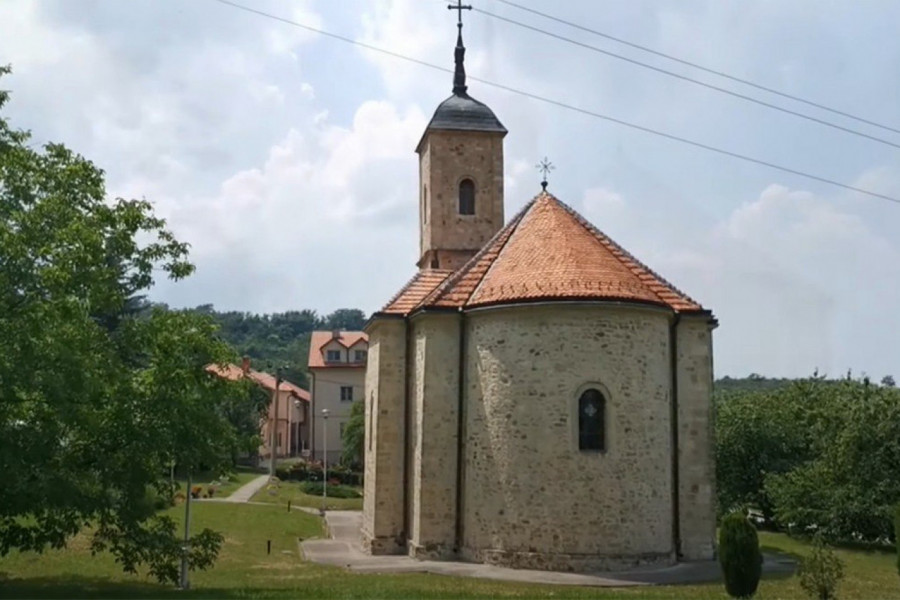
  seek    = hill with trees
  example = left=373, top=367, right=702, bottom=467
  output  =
left=190, top=306, right=367, bottom=389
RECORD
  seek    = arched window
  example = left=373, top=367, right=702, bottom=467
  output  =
left=422, top=184, right=428, bottom=224
left=458, top=178, right=475, bottom=215
left=578, top=388, right=606, bottom=451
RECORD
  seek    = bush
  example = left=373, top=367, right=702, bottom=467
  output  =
left=298, top=481, right=361, bottom=499
left=719, top=511, right=763, bottom=598
left=143, top=485, right=174, bottom=511
left=798, top=535, right=844, bottom=600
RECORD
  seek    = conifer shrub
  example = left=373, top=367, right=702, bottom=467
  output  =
left=798, top=534, right=843, bottom=600
left=719, top=511, right=763, bottom=598
left=895, top=504, right=900, bottom=580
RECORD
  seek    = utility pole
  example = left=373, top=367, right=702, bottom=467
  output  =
left=180, top=470, right=192, bottom=590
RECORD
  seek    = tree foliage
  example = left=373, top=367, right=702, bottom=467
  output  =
left=342, top=399, right=364, bottom=470
left=0, top=67, right=245, bottom=583
left=719, top=511, right=763, bottom=598
left=716, top=374, right=900, bottom=543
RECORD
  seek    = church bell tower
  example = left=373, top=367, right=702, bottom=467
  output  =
left=416, top=5, right=507, bottom=272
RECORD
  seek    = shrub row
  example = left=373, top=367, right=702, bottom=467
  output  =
left=275, top=461, right=362, bottom=486
left=297, top=481, right=362, bottom=499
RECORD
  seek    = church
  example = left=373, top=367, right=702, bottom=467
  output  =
left=361, top=11, right=717, bottom=572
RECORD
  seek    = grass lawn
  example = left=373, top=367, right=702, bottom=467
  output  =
left=251, top=480, right=363, bottom=511
left=176, top=466, right=264, bottom=499
left=1, top=503, right=897, bottom=599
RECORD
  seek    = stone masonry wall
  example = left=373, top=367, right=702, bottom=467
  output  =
left=675, top=316, right=717, bottom=560
left=461, top=304, right=676, bottom=571
left=362, top=318, right=408, bottom=555
left=419, top=130, right=504, bottom=271
left=407, top=313, right=461, bottom=559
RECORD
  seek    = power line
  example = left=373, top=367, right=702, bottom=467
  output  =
left=210, top=0, right=900, bottom=206
left=491, top=0, right=900, bottom=137
left=474, top=6, right=900, bottom=150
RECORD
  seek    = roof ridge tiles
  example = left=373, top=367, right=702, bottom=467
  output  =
left=414, top=198, right=536, bottom=311
left=551, top=195, right=704, bottom=311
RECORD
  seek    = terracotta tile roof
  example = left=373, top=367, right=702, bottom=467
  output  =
left=307, top=331, right=369, bottom=368
left=205, top=364, right=310, bottom=401
left=415, top=191, right=705, bottom=313
left=378, top=269, right=454, bottom=315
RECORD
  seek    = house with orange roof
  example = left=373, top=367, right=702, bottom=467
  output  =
left=307, top=330, right=368, bottom=465
left=361, top=17, right=717, bottom=574
left=206, top=357, right=310, bottom=460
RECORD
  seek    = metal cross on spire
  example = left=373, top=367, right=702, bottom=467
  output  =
left=448, top=0, right=472, bottom=26
left=448, top=0, right=473, bottom=95
left=536, top=157, right=555, bottom=190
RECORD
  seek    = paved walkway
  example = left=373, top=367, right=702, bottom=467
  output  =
left=300, top=511, right=796, bottom=587
left=207, top=474, right=271, bottom=503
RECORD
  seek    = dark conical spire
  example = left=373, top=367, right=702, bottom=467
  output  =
left=453, top=23, right=467, bottom=96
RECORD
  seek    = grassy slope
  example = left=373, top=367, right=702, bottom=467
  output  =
left=251, top=480, right=363, bottom=511
left=1, top=503, right=897, bottom=599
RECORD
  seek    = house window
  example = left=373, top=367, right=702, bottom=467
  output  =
left=326, top=350, right=341, bottom=362
left=354, top=350, right=367, bottom=363
left=458, top=178, right=475, bottom=215
left=340, top=386, right=353, bottom=402
left=578, top=388, right=606, bottom=451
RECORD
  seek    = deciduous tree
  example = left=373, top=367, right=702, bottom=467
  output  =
left=0, top=67, right=243, bottom=584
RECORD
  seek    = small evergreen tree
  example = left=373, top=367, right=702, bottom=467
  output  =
left=719, top=511, right=763, bottom=598
left=895, top=504, right=900, bottom=580
left=798, top=535, right=843, bottom=600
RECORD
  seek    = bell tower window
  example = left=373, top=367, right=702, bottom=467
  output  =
left=459, top=178, right=475, bottom=215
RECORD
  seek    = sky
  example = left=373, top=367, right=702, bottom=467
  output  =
left=2, top=0, right=899, bottom=379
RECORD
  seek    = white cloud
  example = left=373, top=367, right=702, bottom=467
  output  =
left=581, top=181, right=900, bottom=378
left=152, top=100, right=428, bottom=314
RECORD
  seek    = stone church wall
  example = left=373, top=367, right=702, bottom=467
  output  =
left=407, top=313, right=461, bottom=559
left=676, top=315, right=717, bottom=560
left=460, top=304, right=676, bottom=571
left=361, top=318, right=408, bottom=555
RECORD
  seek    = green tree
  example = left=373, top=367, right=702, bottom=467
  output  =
left=0, top=67, right=242, bottom=584
left=323, top=308, right=367, bottom=331
left=221, top=380, right=270, bottom=467
left=719, top=511, right=763, bottom=598
left=342, top=399, right=364, bottom=469
left=715, top=381, right=816, bottom=519
left=765, top=378, right=900, bottom=542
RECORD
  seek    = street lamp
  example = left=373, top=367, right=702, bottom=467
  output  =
left=269, top=365, right=285, bottom=478
left=321, top=408, right=329, bottom=515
